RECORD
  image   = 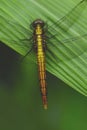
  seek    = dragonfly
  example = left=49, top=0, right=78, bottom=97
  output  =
left=1, top=0, right=87, bottom=109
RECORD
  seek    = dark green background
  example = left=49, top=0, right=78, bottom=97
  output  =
left=0, top=42, right=87, bottom=130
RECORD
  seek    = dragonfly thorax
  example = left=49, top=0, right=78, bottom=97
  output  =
left=35, top=25, right=43, bottom=35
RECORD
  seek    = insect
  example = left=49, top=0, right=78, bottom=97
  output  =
left=1, top=0, right=87, bottom=109
left=31, top=19, right=47, bottom=109
left=24, top=0, right=87, bottom=109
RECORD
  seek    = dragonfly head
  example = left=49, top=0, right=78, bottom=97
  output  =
left=32, top=19, right=45, bottom=28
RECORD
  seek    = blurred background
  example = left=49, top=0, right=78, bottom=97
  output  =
left=0, top=41, right=87, bottom=130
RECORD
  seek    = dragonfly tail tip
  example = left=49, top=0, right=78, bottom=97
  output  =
left=44, top=104, right=48, bottom=110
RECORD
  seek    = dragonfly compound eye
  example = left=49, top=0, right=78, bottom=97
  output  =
left=32, top=19, right=45, bottom=27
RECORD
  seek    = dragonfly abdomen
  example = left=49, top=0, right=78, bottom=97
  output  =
left=37, top=38, right=47, bottom=109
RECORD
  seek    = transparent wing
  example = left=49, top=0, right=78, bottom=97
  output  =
left=61, top=33, right=87, bottom=43
left=47, top=0, right=87, bottom=39
left=47, top=33, right=87, bottom=47
left=46, top=24, right=87, bottom=96
left=47, top=33, right=87, bottom=64
left=0, top=16, right=33, bottom=56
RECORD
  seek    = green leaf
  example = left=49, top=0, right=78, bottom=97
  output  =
left=0, top=0, right=87, bottom=96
